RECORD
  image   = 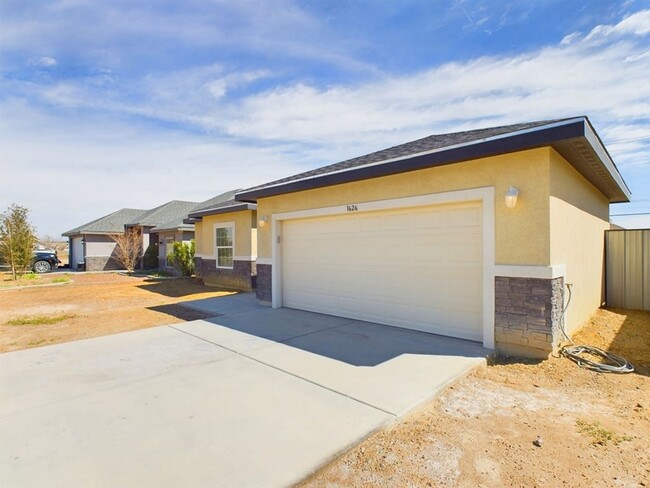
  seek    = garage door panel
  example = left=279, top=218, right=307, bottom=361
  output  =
left=448, top=242, right=482, bottom=262
left=282, top=202, right=483, bottom=342
left=415, top=210, right=446, bottom=229
left=447, top=206, right=481, bottom=227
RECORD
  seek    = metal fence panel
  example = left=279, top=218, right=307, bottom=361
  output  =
left=606, top=229, right=650, bottom=310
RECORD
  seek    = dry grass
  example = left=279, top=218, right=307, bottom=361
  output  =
left=0, top=273, right=234, bottom=352
left=5, top=314, right=78, bottom=326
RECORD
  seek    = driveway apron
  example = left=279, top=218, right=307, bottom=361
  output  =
left=1, top=293, right=488, bottom=487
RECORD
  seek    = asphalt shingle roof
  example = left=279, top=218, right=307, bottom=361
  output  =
left=184, top=189, right=256, bottom=220
left=191, top=189, right=243, bottom=214
left=242, top=118, right=572, bottom=192
left=63, top=208, right=147, bottom=236
left=127, top=200, right=198, bottom=228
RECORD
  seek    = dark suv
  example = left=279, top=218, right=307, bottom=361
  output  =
left=32, top=250, right=61, bottom=273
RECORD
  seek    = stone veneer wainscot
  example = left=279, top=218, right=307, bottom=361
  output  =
left=494, top=276, right=564, bottom=358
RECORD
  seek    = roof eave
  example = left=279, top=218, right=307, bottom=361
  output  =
left=150, top=224, right=195, bottom=233
left=235, top=117, right=631, bottom=204
left=187, top=203, right=256, bottom=220
left=62, top=230, right=125, bottom=237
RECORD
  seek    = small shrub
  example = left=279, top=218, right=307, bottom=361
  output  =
left=167, top=240, right=195, bottom=277
left=143, top=243, right=159, bottom=270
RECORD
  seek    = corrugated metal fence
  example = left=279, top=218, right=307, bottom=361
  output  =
left=605, top=229, right=650, bottom=310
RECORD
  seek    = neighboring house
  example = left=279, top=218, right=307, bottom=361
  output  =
left=235, top=116, right=631, bottom=359
left=125, top=200, right=198, bottom=269
left=62, top=208, right=147, bottom=271
left=149, top=219, right=195, bottom=270
left=185, top=190, right=257, bottom=291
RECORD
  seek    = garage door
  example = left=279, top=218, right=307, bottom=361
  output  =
left=71, top=237, right=84, bottom=270
left=281, top=202, right=483, bottom=341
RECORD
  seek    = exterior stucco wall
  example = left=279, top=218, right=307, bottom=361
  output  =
left=256, top=148, right=552, bottom=266
left=194, top=209, right=257, bottom=289
left=84, top=234, right=118, bottom=258
left=195, top=210, right=257, bottom=259
left=549, top=149, right=610, bottom=334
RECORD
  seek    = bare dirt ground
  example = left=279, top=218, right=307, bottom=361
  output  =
left=0, top=272, right=233, bottom=353
left=2, top=273, right=648, bottom=486
left=299, top=308, right=650, bottom=488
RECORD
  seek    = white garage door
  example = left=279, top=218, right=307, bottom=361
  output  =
left=281, top=202, right=483, bottom=341
left=71, top=237, right=84, bottom=270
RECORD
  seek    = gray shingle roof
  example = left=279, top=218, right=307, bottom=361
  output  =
left=235, top=116, right=630, bottom=203
left=63, top=208, right=147, bottom=236
left=127, top=200, right=199, bottom=227
left=184, top=189, right=256, bottom=221
left=241, top=119, right=571, bottom=192
left=191, top=189, right=243, bottom=214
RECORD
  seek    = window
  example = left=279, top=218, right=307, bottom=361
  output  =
left=215, top=224, right=234, bottom=268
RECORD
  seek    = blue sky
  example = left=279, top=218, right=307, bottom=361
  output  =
left=1, top=0, right=649, bottom=237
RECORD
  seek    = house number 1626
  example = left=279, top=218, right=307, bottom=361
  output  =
left=346, top=205, right=358, bottom=212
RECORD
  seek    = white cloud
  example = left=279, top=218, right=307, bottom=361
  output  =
left=203, top=20, right=649, bottom=155
left=560, top=32, right=581, bottom=45
left=2, top=5, right=650, bottom=235
left=585, top=9, right=650, bottom=41
left=0, top=99, right=307, bottom=237
left=28, top=56, right=57, bottom=67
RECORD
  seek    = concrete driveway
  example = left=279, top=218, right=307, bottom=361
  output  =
left=0, top=293, right=489, bottom=488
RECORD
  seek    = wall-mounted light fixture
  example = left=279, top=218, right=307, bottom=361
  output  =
left=505, top=186, right=519, bottom=208
left=259, top=215, right=269, bottom=227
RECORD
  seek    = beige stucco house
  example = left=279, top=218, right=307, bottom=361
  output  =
left=235, top=117, right=631, bottom=358
left=186, top=190, right=258, bottom=291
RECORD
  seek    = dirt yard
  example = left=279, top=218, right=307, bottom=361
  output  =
left=0, top=272, right=233, bottom=353
left=299, top=308, right=650, bottom=488
left=2, top=274, right=648, bottom=486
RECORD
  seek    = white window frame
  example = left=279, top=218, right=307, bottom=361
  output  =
left=215, top=222, right=235, bottom=269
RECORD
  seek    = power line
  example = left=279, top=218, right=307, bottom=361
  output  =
left=610, top=212, right=650, bottom=217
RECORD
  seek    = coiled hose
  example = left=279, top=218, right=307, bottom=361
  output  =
left=559, top=284, right=634, bottom=374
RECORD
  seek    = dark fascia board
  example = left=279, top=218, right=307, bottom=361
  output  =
left=236, top=118, right=630, bottom=203
left=186, top=203, right=256, bottom=221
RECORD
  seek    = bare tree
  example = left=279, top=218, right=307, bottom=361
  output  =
left=39, top=234, right=64, bottom=251
left=0, top=204, right=37, bottom=280
left=109, top=227, right=142, bottom=273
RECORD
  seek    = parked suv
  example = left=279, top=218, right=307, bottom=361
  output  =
left=32, top=249, right=61, bottom=273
